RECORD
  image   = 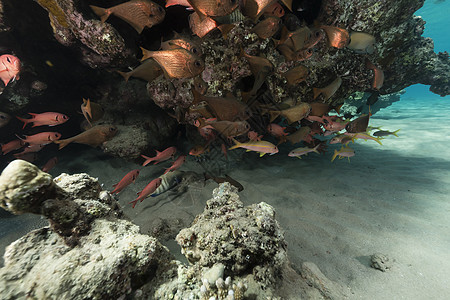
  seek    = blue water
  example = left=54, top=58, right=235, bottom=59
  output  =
left=404, top=0, right=450, bottom=100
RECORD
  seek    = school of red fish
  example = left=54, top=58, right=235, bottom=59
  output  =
left=0, top=0, right=401, bottom=208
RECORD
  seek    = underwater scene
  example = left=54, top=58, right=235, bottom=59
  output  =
left=0, top=0, right=449, bottom=299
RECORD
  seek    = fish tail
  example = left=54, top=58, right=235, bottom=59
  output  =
left=16, top=116, right=29, bottom=129
left=141, top=154, right=153, bottom=166
left=129, top=199, right=139, bottom=208
left=190, top=88, right=202, bottom=105
left=313, top=144, right=320, bottom=154
left=53, top=139, right=70, bottom=150
left=228, top=138, right=241, bottom=150
left=217, top=24, right=235, bottom=39
left=375, top=137, right=383, bottom=145
left=240, top=90, right=253, bottom=103
left=239, top=47, right=246, bottom=59
left=89, top=5, right=111, bottom=23
left=140, top=47, right=153, bottom=61
left=393, top=129, right=400, bottom=137
left=313, top=87, right=321, bottom=100
left=116, top=70, right=131, bottom=82
left=331, top=149, right=338, bottom=162
left=269, top=111, right=280, bottom=123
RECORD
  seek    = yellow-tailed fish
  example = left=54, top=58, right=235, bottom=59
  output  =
left=229, top=138, right=278, bottom=157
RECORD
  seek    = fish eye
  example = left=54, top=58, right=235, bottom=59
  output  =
left=230, top=0, right=236, bottom=4
left=0, top=115, right=4, bottom=119
left=109, top=127, right=115, bottom=131
left=195, top=61, right=201, bottom=67
left=192, top=48, right=198, bottom=54
left=315, top=31, right=321, bottom=37
left=307, top=49, right=313, bottom=54
left=158, top=6, right=164, bottom=12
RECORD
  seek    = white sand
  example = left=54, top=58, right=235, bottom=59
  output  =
left=2, top=91, right=450, bottom=298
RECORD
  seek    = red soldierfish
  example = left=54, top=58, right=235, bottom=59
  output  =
left=1, top=139, right=25, bottom=155
left=13, top=144, right=45, bottom=156
left=267, top=123, right=288, bottom=137
left=141, top=146, right=177, bottom=166
left=248, top=131, right=263, bottom=141
left=111, top=169, right=140, bottom=194
left=90, top=0, right=165, bottom=34
left=366, top=59, right=384, bottom=90
left=0, top=54, right=20, bottom=86
left=129, top=178, right=162, bottom=208
left=164, top=155, right=186, bottom=174
left=42, top=157, right=58, bottom=173
left=16, top=112, right=69, bottom=129
left=18, top=132, right=61, bottom=145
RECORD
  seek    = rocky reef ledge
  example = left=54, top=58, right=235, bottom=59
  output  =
left=0, top=160, right=347, bottom=299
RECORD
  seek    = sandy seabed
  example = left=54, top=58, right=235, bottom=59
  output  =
left=1, top=92, right=450, bottom=299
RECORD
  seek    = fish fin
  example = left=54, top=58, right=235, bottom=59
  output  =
left=313, top=144, right=320, bottom=154
left=217, top=24, right=235, bottom=39
left=269, top=111, right=281, bottom=123
left=334, top=104, right=343, bottom=114
left=53, top=139, right=70, bottom=150
left=259, top=152, right=266, bottom=157
left=116, top=70, right=131, bottom=82
left=112, top=183, right=118, bottom=188
left=228, top=138, right=241, bottom=150
left=313, top=87, right=321, bottom=100
left=28, top=113, right=37, bottom=117
left=347, top=157, right=351, bottom=162
left=375, top=138, right=383, bottom=145
left=140, top=47, right=153, bottom=61
left=84, top=98, right=93, bottom=119
left=89, top=5, right=111, bottom=23
left=129, top=199, right=138, bottom=208
left=246, top=149, right=251, bottom=152
left=331, top=149, right=338, bottom=162
left=16, top=116, right=29, bottom=129
left=280, top=0, right=293, bottom=11
left=240, top=90, right=253, bottom=103
left=191, top=88, right=203, bottom=105
left=296, top=156, right=302, bottom=159
left=393, top=129, right=400, bottom=137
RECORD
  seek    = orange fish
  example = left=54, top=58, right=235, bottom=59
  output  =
left=251, top=16, right=281, bottom=39
left=111, top=169, right=140, bottom=194
left=164, top=155, right=186, bottom=174
left=189, top=144, right=208, bottom=156
left=313, top=77, right=342, bottom=101
left=129, top=178, right=162, bottom=208
left=42, top=157, right=58, bottom=173
left=54, top=125, right=117, bottom=149
left=191, top=89, right=249, bottom=121
left=193, top=76, right=208, bottom=95
left=188, top=11, right=234, bottom=38
left=161, top=35, right=203, bottom=57
left=187, top=0, right=238, bottom=19
left=18, top=132, right=61, bottom=145
left=242, top=0, right=277, bottom=19
left=366, top=60, right=384, bottom=90
left=320, top=25, right=349, bottom=49
left=1, top=139, right=25, bottom=155
left=141, top=48, right=205, bottom=79
left=16, top=112, right=69, bottom=129
left=283, top=65, right=309, bottom=85
left=263, top=2, right=285, bottom=17
left=267, top=123, right=287, bottom=137
left=0, top=54, right=20, bottom=86
left=198, top=119, right=250, bottom=138
left=286, top=126, right=312, bottom=144
left=117, top=59, right=162, bottom=83
left=90, top=0, right=165, bottom=34
left=141, top=146, right=177, bottom=166
left=248, top=130, right=263, bottom=141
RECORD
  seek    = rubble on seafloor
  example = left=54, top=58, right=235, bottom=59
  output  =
left=0, top=160, right=347, bottom=299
